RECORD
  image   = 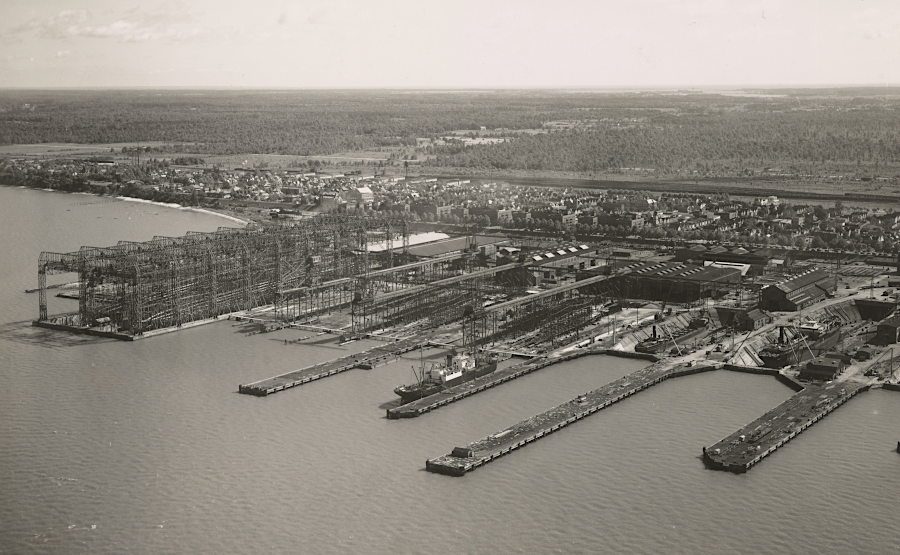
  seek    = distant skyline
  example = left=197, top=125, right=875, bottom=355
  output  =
left=2, top=0, right=899, bottom=89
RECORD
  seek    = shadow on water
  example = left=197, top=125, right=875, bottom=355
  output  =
left=378, top=398, right=404, bottom=411
left=230, top=322, right=267, bottom=334
left=0, top=320, right=115, bottom=348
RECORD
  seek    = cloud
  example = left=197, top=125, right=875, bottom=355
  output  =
left=56, top=50, right=72, bottom=58
left=5, top=6, right=213, bottom=43
left=852, top=6, right=900, bottom=41
left=5, top=9, right=90, bottom=42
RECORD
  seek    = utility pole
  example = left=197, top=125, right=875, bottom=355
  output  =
left=613, top=311, right=617, bottom=345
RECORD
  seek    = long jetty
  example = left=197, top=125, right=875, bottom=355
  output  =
left=425, top=359, right=717, bottom=476
left=702, top=381, right=870, bottom=473
left=238, top=337, right=423, bottom=396
left=387, top=348, right=657, bottom=419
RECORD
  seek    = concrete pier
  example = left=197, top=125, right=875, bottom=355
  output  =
left=702, top=381, right=869, bottom=473
left=425, top=359, right=717, bottom=476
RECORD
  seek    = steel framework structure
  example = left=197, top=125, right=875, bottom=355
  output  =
left=466, top=274, right=612, bottom=349
left=278, top=253, right=471, bottom=323
left=36, top=214, right=409, bottom=337
left=349, top=263, right=531, bottom=334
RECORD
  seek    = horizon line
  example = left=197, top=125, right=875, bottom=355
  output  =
left=2, top=83, right=900, bottom=92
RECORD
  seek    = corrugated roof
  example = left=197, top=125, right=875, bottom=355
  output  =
left=618, top=261, right=740, bottom=282
left=785, top=288, right=825, bottom=307
left=367, top=232, right=450, bottom=252
left=774, top=269, right=831, bottom=293
left=745, top=308, right=768, bottom=321
left=406, top=235, right=506, bottom=257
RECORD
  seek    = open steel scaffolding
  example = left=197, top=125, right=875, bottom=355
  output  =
left=36, top=214, right=409, bottom=337
left=349, top=263, right=532, bottom=334
left=466, top=274, right=613, bottom=350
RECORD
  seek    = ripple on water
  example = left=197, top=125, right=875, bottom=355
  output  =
left=1, top=187, right=899, bottom=555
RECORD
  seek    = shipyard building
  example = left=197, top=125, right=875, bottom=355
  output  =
left=759, top=269, right=835, bottom=312
left=673, top=244, right=775, bottom=276
left=582, top=261, right=742, bottom=304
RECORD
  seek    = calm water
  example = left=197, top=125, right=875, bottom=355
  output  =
left=0, top=186, right=898, bottom=555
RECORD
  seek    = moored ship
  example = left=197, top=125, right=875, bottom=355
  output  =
left=759, top=322, right=841, bottom=369
left=635, top=318, right=711, bottom=355
left=394, top=350, right=498, bottom=403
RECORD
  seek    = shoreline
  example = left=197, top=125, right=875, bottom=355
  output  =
left=2, top=183, right=250, bottom=227
left=114, top=195, right=250, bottom=226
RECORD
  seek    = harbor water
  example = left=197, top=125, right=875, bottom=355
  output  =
left=0, top=186, right=898, bottom=555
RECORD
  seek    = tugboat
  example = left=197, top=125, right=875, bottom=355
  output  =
left=759, top=321, right=841, bottom=369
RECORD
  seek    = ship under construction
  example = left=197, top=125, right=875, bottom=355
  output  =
left=33, top=214, right=642, bottom=349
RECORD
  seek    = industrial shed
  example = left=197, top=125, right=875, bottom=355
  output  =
left=760, top=269, right=835, bottom=312
left=598, top=261, right=742, bottom=304
left=798, top=356, right=845, bottom=382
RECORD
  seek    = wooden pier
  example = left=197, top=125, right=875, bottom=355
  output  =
left=425, top=360, right=718, bottom=476
left=238, top=337, right=423, bottom=396
left=702, top=381, right=870, bottom=473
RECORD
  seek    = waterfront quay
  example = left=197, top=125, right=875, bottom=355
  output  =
left=238, top=336, right=423, bottom=396
left=387, top=348, right=654, bottom=419
left=702, top=381, right=870, bottom=473
left=387, top=353, right=557, bottom=419
left=425, top=358, right=718, bottom=476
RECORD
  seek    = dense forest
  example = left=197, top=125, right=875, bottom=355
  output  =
left=426, top=107, right=900, bottom=175
left=2, top=88, right=900, bottom=176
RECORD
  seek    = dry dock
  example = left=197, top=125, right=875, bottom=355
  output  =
left=702, top=381, right=870, bottom=473
left=425, top=359, right=717, bottom=476
left=238, top=337, right=423, bottom=396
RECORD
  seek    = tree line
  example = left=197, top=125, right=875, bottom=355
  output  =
left=2, top=89, right=899, bottom=177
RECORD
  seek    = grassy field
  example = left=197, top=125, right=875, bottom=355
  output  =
left=202, top=149, right=403, bottom=170
left=0, top=142, right=193, bottom=157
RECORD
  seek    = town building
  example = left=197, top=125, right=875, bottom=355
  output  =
left=345, top=186, right=374, bottom=208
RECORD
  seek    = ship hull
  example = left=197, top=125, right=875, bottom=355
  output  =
left=394, top=361, right=498, bottom=404
left=759, top=328, right=841, bottom=369
left=635, top=327, right=711, bottom=354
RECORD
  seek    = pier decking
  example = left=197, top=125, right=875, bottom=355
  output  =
left=425, top=359, right=717, bottom=476
left=238, top=337, right=423, bottom=396
left=702, top=381, right=870, bottom=473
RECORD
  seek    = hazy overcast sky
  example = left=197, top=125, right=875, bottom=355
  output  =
left=2, top=0, right=898, bottom=88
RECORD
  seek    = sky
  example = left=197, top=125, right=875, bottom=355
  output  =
left=1, top=0, right=899, bottom=89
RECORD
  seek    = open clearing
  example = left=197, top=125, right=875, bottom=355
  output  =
left=0, top=142, right=196, bottom=157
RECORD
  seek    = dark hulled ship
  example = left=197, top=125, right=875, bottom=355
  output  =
left=758, top=321, right=841, bottom=369
left=394, top=350, right=498, bottom=404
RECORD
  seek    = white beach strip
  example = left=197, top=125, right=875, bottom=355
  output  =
left=115, top=196, right=249, bottom=226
